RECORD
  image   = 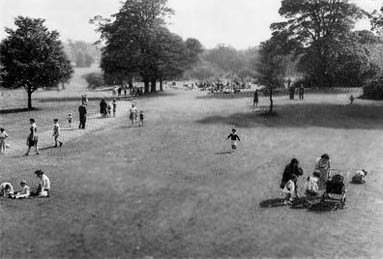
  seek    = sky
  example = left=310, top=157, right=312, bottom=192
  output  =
left=0, top=0, right=382, bottom=50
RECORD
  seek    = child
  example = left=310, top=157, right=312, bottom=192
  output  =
left=14, top=180, right=30, bottom=199
left=304, top=176, right=319, bottom=197
left=112, top=98, right=117, bottom=117
left=0, top=182, right=14, bottom=198
left=139, top=111, right=144, bottom=127
left=129, top=104, right=137, bottom=126
left=350, top=95, right=355, bottom=104
left=107, top=103, right=112, bottom=117
left=282, top=175, right=297, bottom=205
left=227, top=129, right=241, bottom=153
left=67, top=113, right=73, bottom=128
left=352, top=169, right=368, bottom=184
left=53, top=119, right=63, bottom=148
left=25, top=118, right=39, bottom=156
left=34, top=170, right=50, bottom=197
left=0, top=128, right=9, bottom=154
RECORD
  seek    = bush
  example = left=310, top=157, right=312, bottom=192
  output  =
left=83, top=72, right=105, bottom=89
left=362, top=76, right=383, bottom=100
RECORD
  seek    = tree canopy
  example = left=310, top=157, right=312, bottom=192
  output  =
left=0, top=16, right=73, bottom=108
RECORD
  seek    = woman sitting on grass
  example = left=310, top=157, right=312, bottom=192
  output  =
left=32, top=170, right=50, bottom=198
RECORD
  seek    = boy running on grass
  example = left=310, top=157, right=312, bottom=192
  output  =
left=227, top=129, right=241, bottom=153
left=0, top=128, right=9, bottom=154
left=53, top=119, right=63, bottom=147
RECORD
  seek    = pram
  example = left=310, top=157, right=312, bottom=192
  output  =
left=321, top=169, right=347, bottom=209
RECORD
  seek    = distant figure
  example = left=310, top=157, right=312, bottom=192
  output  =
left=52, top=119, right=63, bottom=148
left=25, top=118, right=39, bottom=156
left=33, top=170, right=50, bottom=197
left=100, top=98, right=108, bottom=117
left=0, top=128, right=9, bottom=154
left=0, top=182, right=14, bottom=198
left=67, top=113, right=73, bottom=128
left=107, top=103, right=112, bottom=117
left=112, top=98, right=117, bottom=117
left=14, top=180, right=30, bottom=199
left=124, top=87, right=127, bottom=96
left=78, top=102, right=87, bottom=129
left=299, top=85, right=304, bottom=100
left=118, top=87, right=122, bottom=97
left=253, top=90, right=259, bottom=107
left=112, top=86, right=117, bottom=96
left=227, top=129, right=241, bottom=153
left=81, top=95, right=88, bottom=106
left=139, top=110, right=144, bottom=127
left=129, top=104, right=138, bottom=126
left=289, top=86, right=295, bottom=100
left=350, top=95, right=355, bottom=104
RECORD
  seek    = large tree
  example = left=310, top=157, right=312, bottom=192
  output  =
left=270, top=0, right=372, bottom=87
left=0, top=16, right=73, bottom=109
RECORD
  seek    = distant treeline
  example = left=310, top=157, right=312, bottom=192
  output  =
left=63, top=40, right=101, bottom=68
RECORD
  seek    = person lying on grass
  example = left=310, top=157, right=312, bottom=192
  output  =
left=32, top=170, right=50, bottom=198
left=0, top=182, right=14, bottom=198
left=12, top=180, right=30, bottom=199
left=280, top=158, right=304, bottom=198
left=352, top=169, right=368, bottom=184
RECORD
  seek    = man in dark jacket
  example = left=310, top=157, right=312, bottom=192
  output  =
left=78, top=102, right=87, bottom=129
left=281, top=158, right=303, bottom=197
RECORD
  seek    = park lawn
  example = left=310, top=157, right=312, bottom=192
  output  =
left=1, top=90, right=383, bottom=258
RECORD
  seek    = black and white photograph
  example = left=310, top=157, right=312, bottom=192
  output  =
left=1, top=0, right=383, bottom=258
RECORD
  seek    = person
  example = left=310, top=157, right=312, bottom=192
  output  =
left=0, top=128, right=9, bottom=154
left=289, top=85, right=295, bottom=100
left=139, top=111, right=144, bottom=127
left=299, top=85, right=304, bottom=100
left=124, top=86, right=127, bottom=96
left=100, top=98, right=108, bottom=117
left=67, top=113, right=73, bottom=128
left=129, top=104, right=138, bottom=126
left=352, top=169, right=368, bottom=184
left=304, top=176, right=319, bottom=197
left=314, top=154, right=331, bottom=190
left=52, top=119, right=63, bottom=148
left=78, top=102, right=87, bottom=129
left=34, top=170, right=50, bottom=197
left=227, top=129, right=241, bottom=153
left=253, top=90, right=259, bottom=107
left=112, top=98, right=117, bottom=117
left=112, top=86, right=117, bottom=96
left=280, top=158, right=304, bottom=197
left=350, top=95, right=355, bottom=104
left=81, top=95, right=88, bottom=106
left=0, top=182, right=14, bottom=198
left=107, top=103, right=112, bottom=117
left=14, top=180, right=30, bottom=199
left=25, top=119, right=40, bottom=156
left=282, top=175, right=297, bottom=205
left=118, top=87, right=122, bottom=97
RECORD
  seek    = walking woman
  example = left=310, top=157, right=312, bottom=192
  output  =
left=25, top=118, right=40, bottom=156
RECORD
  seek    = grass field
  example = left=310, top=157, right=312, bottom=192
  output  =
left=1, top=79, right=383, bottom=258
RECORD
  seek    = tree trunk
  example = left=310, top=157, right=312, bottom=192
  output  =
left=144, top=80, right=150, bottom=94
left=160, top=79, right=163, bottom=91
left=27, top=87, right=33, bottom=110
left=151, top=79, right=156, bottom=93
left=269, top=86, right=273, bottom=113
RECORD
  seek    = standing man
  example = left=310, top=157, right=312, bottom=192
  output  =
left=299, top=84, right=304, bottom=100
left=78, top=102, right=87, bottom=129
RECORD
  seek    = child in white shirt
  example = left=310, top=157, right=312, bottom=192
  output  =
left=14, top=180, right=30, bottom=199
left=34, top=170, right=51, bottom=197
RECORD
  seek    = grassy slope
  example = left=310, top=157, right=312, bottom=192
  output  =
left=1, top=90, right=383, bottom=258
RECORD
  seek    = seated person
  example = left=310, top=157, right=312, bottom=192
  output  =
left=352, top=169, right=368, bottom=184
left=34, top=170, right=50, bottom=197
left=0, top=182, right=14, bottom=198
left=304, top=176, right=319, bottom=197
left=13, top=180, right=30, bottom=199
left=282, top=175, right=297, bottom=205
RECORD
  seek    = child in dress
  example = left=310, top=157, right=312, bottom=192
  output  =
left=0, top=128, right=9, bottom=153
left=67, top=113, right=73, bottom=128
left=53, top=119, right=63, bottom=147
left=227, top=129, right=241, bottom=153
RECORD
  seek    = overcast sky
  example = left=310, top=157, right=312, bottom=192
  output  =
left=0, top=0, right=381, bottom=49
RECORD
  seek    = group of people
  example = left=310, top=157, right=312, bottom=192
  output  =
left=129, top=103, right=144, bottom=127
left=100, top=98, right=117, bottom=118
left=280, top=154, right=367, bottom=205
left=0, top=170, right=50, bottom=199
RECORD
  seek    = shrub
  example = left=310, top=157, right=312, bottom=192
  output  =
left=362, top=76, right=383, bottom=100
left=83, top=72, right=105, bottom=89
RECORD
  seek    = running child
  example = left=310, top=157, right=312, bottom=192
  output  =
left=0, top=128, right=9, bottom=154
left=227, top=129, right=241, bottom=153
left=52, top=119, right=63, bottom=147
left=67, top=113, right=73, bottom=128
left=139, top=110, right=144, bottom=127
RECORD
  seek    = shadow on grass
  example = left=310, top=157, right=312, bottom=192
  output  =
left=308, top=201, right=342, bottom=213
left=0, top=107, right=39, bottom=114
left=196, top=103, right=383, bottom=130
left=259, top=198, right=287, bottom=208
left=215, top=151, right=232, bottom=155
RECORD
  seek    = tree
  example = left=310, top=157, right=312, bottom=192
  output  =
left=0, top=16, right=73, bottom=109
left=271, top=0, right=369, bottom=87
